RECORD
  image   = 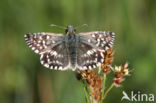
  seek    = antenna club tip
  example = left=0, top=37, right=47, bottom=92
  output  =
left=50, top=24, right=56, bottom=27
left=83, top=24, right=88, bottom=26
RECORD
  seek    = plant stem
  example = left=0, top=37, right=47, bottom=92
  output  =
left=84, top=86, right=90, bottom=103
left=100, top=74, right=106, bottom=103
left=102, top=82, right=114, bottom=100
left=89, top=86, right=93, bottom=103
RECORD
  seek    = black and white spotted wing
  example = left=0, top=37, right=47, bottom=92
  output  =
left=76, top=42, right=105, bottom=70
left=79, top=31, right=115, bottom=51
left=24, top=32, right=64, bottom=54
left=40, top=44, right=70, bottom=70
left=76, top=31, right=115, bottom=70
left=24, top=33, right=70, bottom=70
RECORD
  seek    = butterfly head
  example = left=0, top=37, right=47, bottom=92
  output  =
left=66, top=25, right=76, bottom=34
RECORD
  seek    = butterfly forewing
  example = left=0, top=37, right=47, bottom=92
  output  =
left=24, top=32, right=64, bottom=54
left=79, top=31, right=115, bottom=51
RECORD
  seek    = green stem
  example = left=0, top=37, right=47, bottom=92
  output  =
left=84, top=86, right=90, bottom=103
left=89, top=86, right=93, bottom=103
left=102, top=82, right=114, bottom=100
left=100, top=74, right=106, bottom=103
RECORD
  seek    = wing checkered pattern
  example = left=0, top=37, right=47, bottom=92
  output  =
left=76, top=31, right=115, bottom=70
left=25, top=32, right=70, bottom=70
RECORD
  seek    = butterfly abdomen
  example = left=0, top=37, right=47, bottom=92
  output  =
left=66, top=34, right=77, bottom=69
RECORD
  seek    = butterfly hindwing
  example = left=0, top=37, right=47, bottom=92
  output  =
left=40, top=43, right=70, bottom=70
left=76, top=41, right=105, bottom=70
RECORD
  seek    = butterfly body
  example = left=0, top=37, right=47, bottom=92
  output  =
left=65, top=34, right=77, bottom=69
left=25, top=25, right=115, bottom=71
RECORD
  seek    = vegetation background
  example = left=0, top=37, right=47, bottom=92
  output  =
left=0, top=0, right=155, bottom=103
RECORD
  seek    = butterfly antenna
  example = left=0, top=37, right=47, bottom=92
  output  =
left=50, top=24, right=66, bottom=29
left=75, top=24, right=88, bottom=29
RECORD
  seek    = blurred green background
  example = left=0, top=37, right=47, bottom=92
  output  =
left=0, top=0, right=156, bottom=103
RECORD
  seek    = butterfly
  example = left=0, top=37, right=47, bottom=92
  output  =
left=24, top=25, right=115, bottom=71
